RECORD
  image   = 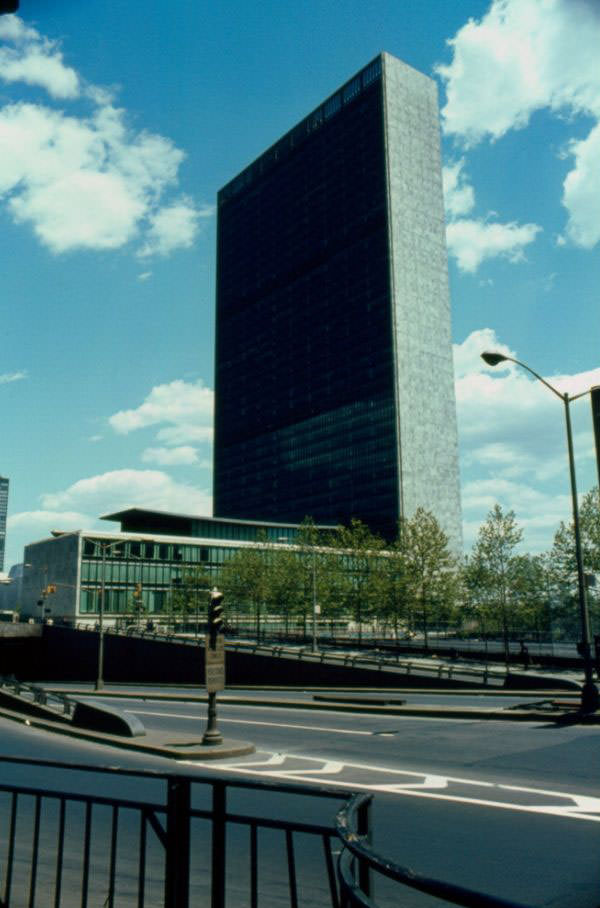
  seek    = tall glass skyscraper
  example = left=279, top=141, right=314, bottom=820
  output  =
left=213, top=53, right=462, bottom=550
left=0, top=476, right=8, bottom=571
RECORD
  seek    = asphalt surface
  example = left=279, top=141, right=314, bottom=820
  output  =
left=1, top=687, right=599, bottom=906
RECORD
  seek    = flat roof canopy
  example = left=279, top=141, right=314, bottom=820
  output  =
left=101, top=508, right=336, bottom=537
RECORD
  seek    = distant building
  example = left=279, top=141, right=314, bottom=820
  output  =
left=0, top=476, right=8, bottom=571
left=20, top=509, right=334, bottom=624
left=0, top=563, right=23, bottom=614
left=213, top=53, right=462, bottom=550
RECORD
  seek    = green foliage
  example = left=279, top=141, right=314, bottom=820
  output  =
left=166, top=569, right=209, bottom=629
left=334, top=519, right=385, bottom=637
left=467, top=504, right=523, bottom=657
left=397, top=508, right=458, bottom=644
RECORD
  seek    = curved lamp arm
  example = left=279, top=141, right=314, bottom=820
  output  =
left=481, top=351, right=579, bottom=402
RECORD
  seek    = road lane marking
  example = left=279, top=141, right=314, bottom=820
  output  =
left=179, top=750, right=600, bottom=823
left=133, top=710, right=374, bottom=735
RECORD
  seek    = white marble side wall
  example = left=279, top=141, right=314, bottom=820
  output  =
left=382, top=53, right=462, bottom=553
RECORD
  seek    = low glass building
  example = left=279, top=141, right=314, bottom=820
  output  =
left=20, top=509, right=333, bottom=625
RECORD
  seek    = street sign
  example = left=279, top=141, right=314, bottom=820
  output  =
left=205, top=634, right=225, bottom=693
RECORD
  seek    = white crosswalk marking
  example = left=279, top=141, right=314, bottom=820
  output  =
left=179, top=750, right=600, bottom=823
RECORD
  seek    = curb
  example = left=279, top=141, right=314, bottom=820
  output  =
left=41, top=687, right=596, bottom=724
left=0, top=702, right=255, bottom=759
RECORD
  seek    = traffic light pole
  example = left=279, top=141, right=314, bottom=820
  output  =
left=202, top=691, right=222, bottom=746
left=202, top=588, right=225, bottom=746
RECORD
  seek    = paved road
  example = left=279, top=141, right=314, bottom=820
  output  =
left=1, top=691, right=599, bottom=906
left=100, top=694, right=600, bottom=905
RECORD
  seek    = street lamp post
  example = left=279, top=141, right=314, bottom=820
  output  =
left=481, top=351, right=599, bottom=712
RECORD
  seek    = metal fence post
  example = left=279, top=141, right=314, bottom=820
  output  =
left=357, top=797, right=371, bottom=898
left=165, top=778, right=191, bottom=908
left=212, top=781, right=227, bottom=908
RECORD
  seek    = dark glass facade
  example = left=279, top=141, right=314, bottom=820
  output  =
left=214, top=58, right=400, bottom=539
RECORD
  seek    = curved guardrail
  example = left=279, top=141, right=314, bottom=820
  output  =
left=335, top=792, right=527, bottom=908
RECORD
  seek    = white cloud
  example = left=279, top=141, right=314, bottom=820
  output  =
left=446, top=218, right=541, bottom=272
left=142, top=446, right=199, bottom=466
left=455, top=328, right=600, bottom=551
left=0, top=369, right=26, bottom=384
left=0, top=17, right=79, bottom=99
left=156, top=425, right=213, bottom=445
left=137, top=271, right=152, bottom=282
left=436, top=0, right=600, bottom=251
left=138, top=200, right=213, bottom=258
left=109, top=380, right=213, bottom=449
left=441, top=158, right=541, bottom=274
left=561, top=122, right=600, bottom=248
left=0, top=18, right=208, bottom=256
left=40, top=469, right=211, bottom=516
left=8, top=509, right=90, bottom=532
left=453, top=327, right=516, bottom=379
left=436, top=0, right=600, bottom=145
left=5, top=471, right=212, bottom=566
left=442, top=158, right=475, bottom=218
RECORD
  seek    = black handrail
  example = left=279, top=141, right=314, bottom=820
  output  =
left=0, top=754, right=350, bottom=908
left=335, top=792, right=529, bottom=908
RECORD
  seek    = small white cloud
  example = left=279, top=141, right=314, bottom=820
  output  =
left=137, top=271, right=152, bottom=282
left=453, top=328, right=515, bottom=379
left=142, top=446, right=199, bottom=466
left=7, top=509, right=91, bottom=536
left=442, top=158, right=475, bottom=218
left=88, top=435, right=103, bottom=443
left=0, top=17, right=79, bottom=99
left=109, top=379, right=213, bottom=442
left=0, top=19, right=211, bottom=257
left=0, top=369, right=26, bottom=384
left=138, top=200, right=212, bottom=258
left=446, top=218, right=541, bottom=272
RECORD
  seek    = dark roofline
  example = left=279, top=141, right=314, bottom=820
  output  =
left=100, top=508, right=336, bottom=530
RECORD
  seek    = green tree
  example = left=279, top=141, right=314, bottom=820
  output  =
left=400, top=509, right=458, bottom=647
left=167, top=569, right=209, bottom=634
left=218, top=534, right=272, bottom=638
left=470, top=504, right=523, bottom=663
left=267, top=546, right=305, bottom=635
left=549, top=487, right=600, bottom=638
left=510, top=552, right=554, bottom=639
left=335, top=519, right=385, bottom=642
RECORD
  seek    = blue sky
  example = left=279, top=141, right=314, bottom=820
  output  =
left=1, top=0, right=599, bottom=569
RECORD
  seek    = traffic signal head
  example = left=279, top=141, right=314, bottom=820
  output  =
left=209, top=588, right=224, bottom=642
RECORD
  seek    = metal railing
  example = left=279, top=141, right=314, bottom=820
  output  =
left=69, top=624, right=510, bottom=686
left=0, top=755, right=529, bottom=908
left=336, top=792, right=525, bottom=908
left=0, top=676, right=74, bottom=716
left=225, top=639, right=509, bottom=687
left=0, top=754, right=346, bottom=908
